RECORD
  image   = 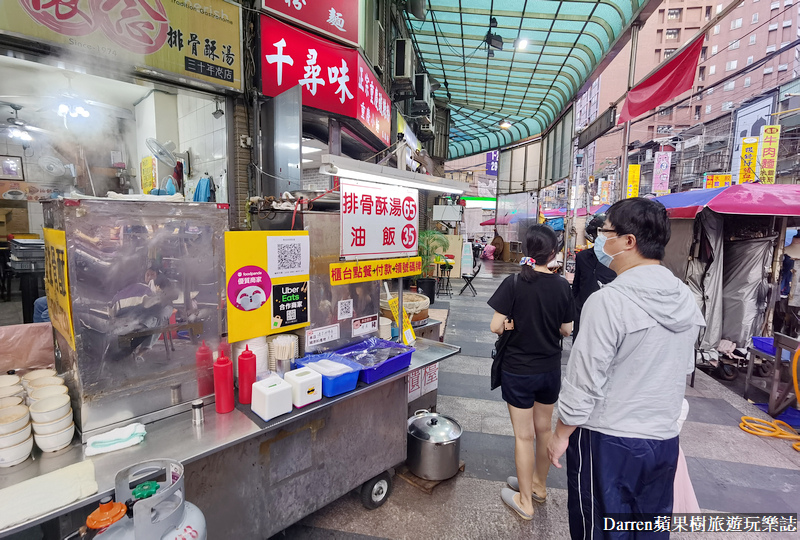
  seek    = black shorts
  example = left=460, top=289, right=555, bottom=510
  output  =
left=500, top=368, right=561, bottom=409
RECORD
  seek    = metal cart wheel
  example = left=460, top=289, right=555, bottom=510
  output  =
left=361, top=471, right=393, bottom=510
left=716, top=362, right=739, bottom=381
left=756, top=359, right=773, bottom=378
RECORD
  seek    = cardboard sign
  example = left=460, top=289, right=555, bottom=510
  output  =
left=224, top=231, right=310, bottom=342
left=44, top=228, right=75, bottom=350
left=339, top=180, right=418, bottom=259
left=305, top=323, right=340, bottom=349
left=329, top=257, right=423, bottom=285
left=352, top=314, right=378, bottom=337
left=387, top=296, right=416, bottom=346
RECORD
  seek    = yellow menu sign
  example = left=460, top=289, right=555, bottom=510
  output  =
left=329, top=257, right=423, bottom=286
left=740, top=137, right=759, bottom=184
left=758, top=125, right=781, bottom=185
left=0, top=0, right=242, bottom=90
left=627, top=165, right=640, bottom=198
left=43, top=228, right=75, bottom=350
left=387, top=296, right=416, bottom=346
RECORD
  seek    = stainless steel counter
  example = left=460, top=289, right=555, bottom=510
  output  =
left=0, top=338, right=459, bottom=538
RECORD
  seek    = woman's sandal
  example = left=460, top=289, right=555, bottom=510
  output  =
left=506, top=476, right=547, bottom=503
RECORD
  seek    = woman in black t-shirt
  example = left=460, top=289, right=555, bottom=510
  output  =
left=488, top=224, right=575, bottom=521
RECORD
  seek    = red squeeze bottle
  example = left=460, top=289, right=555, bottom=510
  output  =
left=213, top=351, right=234, bottom=414
left=196, top=341, right=214, bottom=397
left=237, top=345, right=256, bottom=405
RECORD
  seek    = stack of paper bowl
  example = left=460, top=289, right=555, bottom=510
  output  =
left=29, top=395, right=74, bottom=453
left=233, top=336, right=268, bottom=380
left=0, top=404, right=32, bottom=467
left=0, top=374, right=24, bottom=403
left=21, top=369, right=57, bottom=391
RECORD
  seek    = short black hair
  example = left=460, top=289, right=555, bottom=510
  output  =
left=606, top=198, right=671, bottom=260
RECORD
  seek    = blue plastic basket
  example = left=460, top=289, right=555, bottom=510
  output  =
left=295, top=353, right=361, bottom=398
left=752, top=337, right=776, bottom=356
left=335, top=338, right=414, bottom=384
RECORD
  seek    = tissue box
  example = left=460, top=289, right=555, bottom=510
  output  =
left=283, top=368, right=322, bottom=408
left=296, top=354, right=361, bottom=398
left=251, top=376, right=293, bottom=422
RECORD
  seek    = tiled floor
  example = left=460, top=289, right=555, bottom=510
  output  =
left=270, top=260, right=800, bottom=539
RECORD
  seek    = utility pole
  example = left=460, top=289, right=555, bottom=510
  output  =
left=620, top=23, right=640, bottom=200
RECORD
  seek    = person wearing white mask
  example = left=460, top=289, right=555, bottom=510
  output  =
left=547, top=198, right=705, bottom=539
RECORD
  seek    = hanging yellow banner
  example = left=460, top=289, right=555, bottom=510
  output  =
left=740, top=137, right=759, bottom=184
left=704, top=174, right=732, bottom=189
left=43, top=228, right=75, bottom=350
left=387, top=296, right=416, bottom=346
left=225, top=231, right=310, bottom=343
left=627, top=165, right=640, bottom=198
left=329, top=257, right=423, bottom=286
left=758, top=125, right=781, bottom=184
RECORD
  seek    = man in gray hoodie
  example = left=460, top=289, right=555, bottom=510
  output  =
left=548, top=197, right=705, bottom=539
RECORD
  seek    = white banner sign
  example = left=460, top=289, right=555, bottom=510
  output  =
left=652, top=152, right=672, bottom=195
left=339, top=180, right=418, bottom=259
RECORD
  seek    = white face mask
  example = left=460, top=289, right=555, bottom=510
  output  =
left=594, top=233, right=625, bottom=268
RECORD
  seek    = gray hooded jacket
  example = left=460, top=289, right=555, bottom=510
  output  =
left=558, top=264, right=705, bottom=440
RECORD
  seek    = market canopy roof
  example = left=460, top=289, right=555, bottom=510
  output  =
left=656, top=184, right=800, bottom=219
left=404, top=0, right=656, bottom=158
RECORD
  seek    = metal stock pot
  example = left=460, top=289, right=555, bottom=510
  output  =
left=406, top=409, right=462, bottom=481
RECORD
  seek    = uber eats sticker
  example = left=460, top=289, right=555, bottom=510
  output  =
left=272, top=282, right=308, bottom=329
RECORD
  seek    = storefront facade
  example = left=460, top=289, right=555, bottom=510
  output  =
left=0, top=0, right=244, bottom=235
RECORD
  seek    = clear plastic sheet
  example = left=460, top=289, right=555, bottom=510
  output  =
left=0, top=322, right=55, bottom=372
left=337, top=337, right=412, bottom=368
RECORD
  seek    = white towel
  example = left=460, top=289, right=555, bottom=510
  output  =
left=0, top=461, right=97, bottom=530
left=85, top=423, right=146, bottom=456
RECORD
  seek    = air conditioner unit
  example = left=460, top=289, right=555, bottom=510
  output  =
left=393, top=39, right=415, bottom=89
left=412, top=73, right=431, bottom=114
left=368, top=21, right=385, bottom=76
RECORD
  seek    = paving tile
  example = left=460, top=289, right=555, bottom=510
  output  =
left=686, top=456, right=800, bottom=514
left=438, top=355, right=492, bottom=377
left=685, top=396, right=748, bottom=426
left=680, top=421, right=799, bottom=470
left=438, top=371, right=502, bottom=402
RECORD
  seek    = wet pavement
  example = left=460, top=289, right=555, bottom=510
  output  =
left=274, top=260, right=800, bottom=540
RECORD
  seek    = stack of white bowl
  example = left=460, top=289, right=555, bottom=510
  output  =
left=20, top=369, right=74, bottom=453
left=233, top=336, right=269, bottom=380
left=0, top=403, right=32, bottom=467
left=0, top=373, right=25, bottom=404
left=29, top=394, right=74, bottom=452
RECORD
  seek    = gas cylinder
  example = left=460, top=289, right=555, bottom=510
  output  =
left=85, top=459, right=206, bottom=540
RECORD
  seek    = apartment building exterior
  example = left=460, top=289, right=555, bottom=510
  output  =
left=581, top=0, right=799, bottom=194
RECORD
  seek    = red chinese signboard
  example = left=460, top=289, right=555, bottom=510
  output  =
left=261, top=0, right=358, bottom=47
left=260, top=15, right=390, bottom=146
left=339, top=180, right=418, bottom=259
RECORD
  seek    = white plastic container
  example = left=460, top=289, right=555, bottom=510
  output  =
left=283, top=369, right=322, bottom=408
left=379, top=317, right=393, bottom=340
left=250, top=376, right=293, bottom=422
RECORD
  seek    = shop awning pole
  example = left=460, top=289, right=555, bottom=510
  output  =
left=764, top=216, right=788, bottom=337
left=619, top=23, right=639, bottom=197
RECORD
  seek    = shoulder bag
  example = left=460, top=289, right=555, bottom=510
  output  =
left=490, top=274, right=517, bottom=390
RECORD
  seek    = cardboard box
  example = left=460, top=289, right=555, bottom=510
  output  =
left=0, top=204, right=29, bottom=239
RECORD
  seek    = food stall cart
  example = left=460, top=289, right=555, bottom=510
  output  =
left=657, top=183, right=800, bottom=383
left=0, top=177, right=463, bottom=537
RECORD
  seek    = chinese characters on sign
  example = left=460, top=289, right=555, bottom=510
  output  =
left=271, top=282, right=308, bottom=328
left=305, top=323, right=341, bottom=349
left=486, top=150, right=499, bottom=176
left=2, top=0, right=242, bottom=89
left=262, top=0, right=358, bottom=47
left=260, top=15, right=391, bottom=146
left=329, top=257, right=424, bottom=286
left=44, top=228, right=75, bottom=350
left=599, top=180, right=611, bottom=204
left=351, top=314, right=378, bottom=337
left=339, top=180, right=418, bottom=259
left=704, top=173, right=732, bottom=189
left=740, top=137, right=759, bottom=184
left=757, top=125, right=781, bottom=184
left=652, top=152, right=671, bottom=196
left=627, top=165, right=640, bottom=198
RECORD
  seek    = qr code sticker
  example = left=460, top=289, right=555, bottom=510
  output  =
left=286, top=309, right=297, bottom=322
left=338, top=299, right=353, bottom=320
left=277, top=242, right=302, bottom=271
